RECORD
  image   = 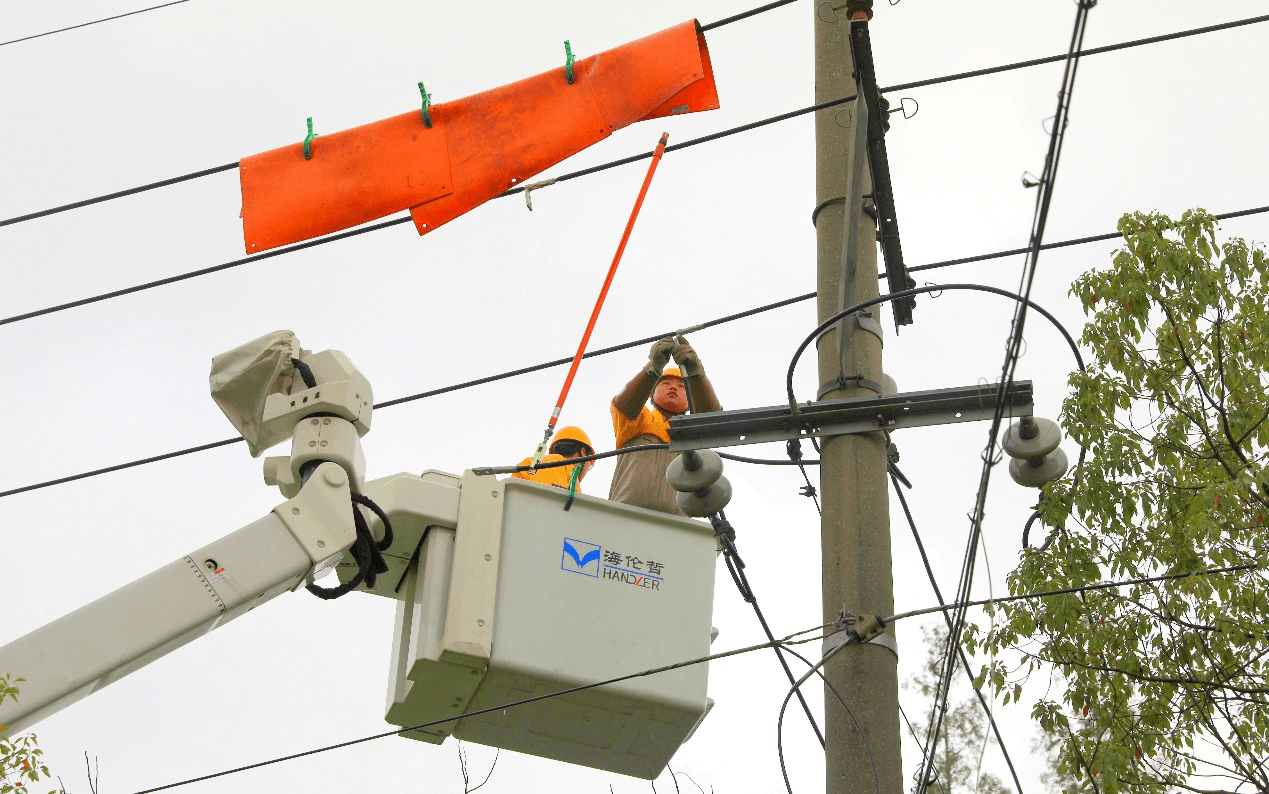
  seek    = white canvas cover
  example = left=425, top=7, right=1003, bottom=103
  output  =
left=209, top=330, right=305, bottom=456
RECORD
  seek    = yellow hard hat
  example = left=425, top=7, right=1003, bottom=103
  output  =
left=659, top=367, right=683, bottom=381
left=550, top=425, right=593, bottom=453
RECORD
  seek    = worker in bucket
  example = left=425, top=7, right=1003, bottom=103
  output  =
left=609, top=337, right=722, bottom=514
left=513, top=426, right=596, bottom=490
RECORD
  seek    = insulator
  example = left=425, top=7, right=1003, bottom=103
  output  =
left=1009, top=447, right=1069, bottom=488
left=666, top=450, right=723, bottom=493
left=1002, top=417, right=1062, bottom=459
left=676, top=476, right=733, bottom=517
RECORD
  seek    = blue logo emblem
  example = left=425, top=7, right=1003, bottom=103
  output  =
left=561, top=538, right=601, bottom=577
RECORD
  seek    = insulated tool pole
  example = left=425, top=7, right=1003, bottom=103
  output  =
left=531, top=133, right=670, bottom=467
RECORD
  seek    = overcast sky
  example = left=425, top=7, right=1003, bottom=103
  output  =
left=3, top=0, right=1268, bottom=792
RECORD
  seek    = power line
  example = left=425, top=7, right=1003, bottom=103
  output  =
left=899, top=205, right=1269, bottom=277
left=0, top=162, right=239, bottom=229
left=889, top=465, right=1025, bottom=794
left=881, top=12, right=1269, bottom=95
left=1, top=291, right=816, bottom=499
left=1, top=10, right=1263, bottom=310
left=0, top=0, right=809, bottom=231
left=1, top=278, right=1093, bottom=499
left=884, top=562, right=1260, bottom=625
left=0, top=216, right=412, bottom=326
left=0, top=0, right=190, bottom=48
left=918, top=5, right=1092, bottom=789
left=6, top=198, right=1266, bottom=329
left=129, top=625, right=830, bottom=794
left=701, top=0, right=798, bottom=32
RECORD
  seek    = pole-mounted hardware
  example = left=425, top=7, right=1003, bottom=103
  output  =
left=419, top=82, right=433, bottom=128
left=847, top=17, right=916, bottom=328
left=1003, top=416, right=1068, bottom=487
left=303, top=117, right=318, bottom=160
left=668, top=382, right=1035, bottom=451
left=666, top=449, right=732, bottom=517
left=564, top=40, right=576, bottom=84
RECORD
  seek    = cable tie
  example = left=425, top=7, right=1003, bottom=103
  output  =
left=521, top=177, right=557, bottom=211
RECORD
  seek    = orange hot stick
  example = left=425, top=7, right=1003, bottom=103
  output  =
left=531, top=132, right=670, bottom=467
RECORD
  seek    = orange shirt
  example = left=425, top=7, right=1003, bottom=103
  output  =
left=511, top=454, right=583, bottom=490
left=611, top=401, right=674, bottom=447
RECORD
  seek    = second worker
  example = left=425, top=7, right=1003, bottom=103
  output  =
left=608, top=336, right=722, bottom=514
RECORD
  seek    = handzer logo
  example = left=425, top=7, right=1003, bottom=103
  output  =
left=561, top=538, right=601, bottom=577
left=560, top=538, right=667, bottom=592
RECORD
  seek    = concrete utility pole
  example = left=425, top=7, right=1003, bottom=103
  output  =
left=813, top=1, right=903, bottom=792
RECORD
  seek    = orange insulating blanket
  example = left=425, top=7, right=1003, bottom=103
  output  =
left=238, top=20, right=718, bottom=253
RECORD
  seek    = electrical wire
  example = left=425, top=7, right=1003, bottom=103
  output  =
left=777, top=642, right=877, bottom=793
left=476, top=443, right=668, bottom=475
left=7, top=11, right=1261, bottom=230
left=3, top=13, right=1265, bottom=320
left=917, top=5, right=1093, bottom=787
left=701, top=0, right=799, bottom=32
left=923, top=10, right=1091, bottom=786
left=881, top=12, right=1269, bottom=96
left=127, top=624, right=832, bottom=794
left=0, top=215, right=413, bottom=326
left=0, top=291, right=816, bottom=499
left=718, top=451, right=819, bottom=465
left=0, top=162, right=239, bottom=229
left=0, top=0, right=190, bottom=48
left=2, top=280, right=1090, bottom=499
left=888, top=464, right=1025, bottom=794
left=883, top=562, right=1259, bottom=626
left=708, top=511, right=826, bottom=747
left=898, top=205, right=1269, bottom=278
left=786, top=283, right=1086, bottom=411
left=8, top=197, right=1267, bottom=329
left=776, top=633, right=879, bottom=794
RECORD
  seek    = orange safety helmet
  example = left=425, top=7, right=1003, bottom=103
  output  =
left=659, top=367, right=683, bottom=381
left=550, top=425, right=594, bottom=456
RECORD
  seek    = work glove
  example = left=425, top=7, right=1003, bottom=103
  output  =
left=648, top=337, right=675, bottom=372
left=672, top=338, right=703, bottom=377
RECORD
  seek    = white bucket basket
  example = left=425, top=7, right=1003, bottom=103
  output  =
left=362, top=471, right=719, bottom=779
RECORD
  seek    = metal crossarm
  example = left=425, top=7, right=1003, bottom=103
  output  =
left=667, top=382, right=1034, bottom=451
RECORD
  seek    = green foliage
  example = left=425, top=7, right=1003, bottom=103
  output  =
left=0, top=674, right=57, bottom=794
left=983, top=209, right=1269, bottom=793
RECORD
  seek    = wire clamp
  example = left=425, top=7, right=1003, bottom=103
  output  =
left=836, top=610, right=885, bottom=642
left=815, top=374, right=884, bottom=401
left=303, top=117, right=318, bottom=160
left=563, top=40, right=576, bottom=84
left=419, top=82, right=433, bottom=128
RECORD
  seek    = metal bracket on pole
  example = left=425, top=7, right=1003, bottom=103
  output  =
left=833, top=90, right=871, bottom=379
left=667, top=382, right=1034, bottom=451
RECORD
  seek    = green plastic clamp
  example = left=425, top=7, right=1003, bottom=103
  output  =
left=419, top=82, right=433, bottom=128
left=303, top=117, right=317, bottom=160
left=564, top=40, right=575, bottom=85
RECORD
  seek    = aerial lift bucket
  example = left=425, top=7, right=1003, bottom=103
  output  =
left=344, top=470, right=719, bottom=779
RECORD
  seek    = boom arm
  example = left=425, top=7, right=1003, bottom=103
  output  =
left=0, top=462, right=356, bottom=736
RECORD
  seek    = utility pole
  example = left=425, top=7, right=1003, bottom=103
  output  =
left=813, top=1, right=903, bottom=792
